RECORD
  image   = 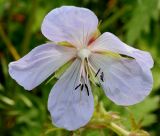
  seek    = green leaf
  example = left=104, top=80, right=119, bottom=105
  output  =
left=0, top=83, right=4, bottom=91
left=0, top=95, right=15, bottom=106
left=126, top=96, right=159, bottom=127
left=126, top=0, right=159, bottom=44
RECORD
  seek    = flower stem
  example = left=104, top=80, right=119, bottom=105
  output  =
left=108, top=122, right=130, bottom=136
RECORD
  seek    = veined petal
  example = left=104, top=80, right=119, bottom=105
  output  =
left=9, top=43, right=76, bottom=90
left=90, top=32, right=153, bottom=69
left=48, top=59, right=94, bottom=130
left=89, top=53, right=153, bottom=106
left=41, top=6, right=98, bottom=48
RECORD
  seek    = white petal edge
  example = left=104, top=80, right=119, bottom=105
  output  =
left=90, top=32, right=154, bottom=69
left=48, top=59, right=94, bottom=130
left=89, top=53, right=153, bottom=106
left=41, top=6, right=98, bottom=48
left=9, top=43, right=76, bottom=90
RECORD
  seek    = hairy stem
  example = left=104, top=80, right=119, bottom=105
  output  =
left=108, top=122, right=130, bottom=136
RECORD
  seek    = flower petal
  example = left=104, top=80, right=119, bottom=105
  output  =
left=41, top=6, right=98, bottom=48
left=90, top=32, right=153, bottom=69
left=48, top=59, right=94, bottom=130
left=89, top=53, right=153, bottom=106
left=9, top=43, right=76, bottom=90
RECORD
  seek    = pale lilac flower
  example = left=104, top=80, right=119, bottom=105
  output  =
left=9, top=6, right=153, bottom=130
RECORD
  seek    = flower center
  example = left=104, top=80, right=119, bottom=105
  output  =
left=77, top=48, right=91, bottom=60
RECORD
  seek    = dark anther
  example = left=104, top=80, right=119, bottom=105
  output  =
left=75, top=84, right=81, bottom=90
left=81, top=84, right=84, bottom=91
left=95, top=68, right=101, bottom=77
left=100, top=72, right=104, bottom=82
left=85, top=84, right=89, bottom=96
left=96, top=83, right=100, bottom=88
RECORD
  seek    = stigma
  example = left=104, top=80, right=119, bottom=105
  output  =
left=77, top=48, right=91, bottom=60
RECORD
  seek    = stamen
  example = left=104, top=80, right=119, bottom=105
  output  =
left=95, top=68, right=101, bottom=77
left=81, top=84, right=84, bottom=91
left=100, top=72, right=104, bottom=82
left=75, top=84, right=81, bottom=90
left=96, top=83, right=100, bottom=87
left=85, top=84, right=89, bottom=96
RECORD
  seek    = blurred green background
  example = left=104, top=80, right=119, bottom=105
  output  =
left=0, top=0, right=160, bottom=136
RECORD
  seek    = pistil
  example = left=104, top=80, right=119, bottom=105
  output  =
left=77, top=48, right=91, bottom=60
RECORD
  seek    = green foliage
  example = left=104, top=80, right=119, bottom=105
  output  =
left=126, top=0, right=159, bottom=44
left=0, top=0, right=160, bottom=136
